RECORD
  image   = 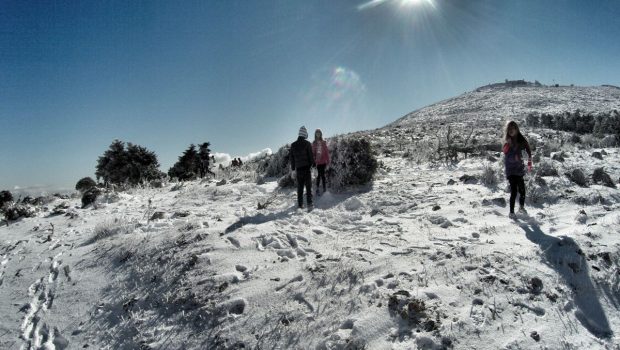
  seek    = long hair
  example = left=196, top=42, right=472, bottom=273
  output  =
left=503, top=120, right=527, bottom=146
left=314, top=129, right=323, bottom=143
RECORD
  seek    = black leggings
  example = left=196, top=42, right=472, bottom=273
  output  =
left=296, top=167, right=312, bottom=207
left=316, top=164, right=326, bottom=191
left=507, top=175, right=525, bottom=213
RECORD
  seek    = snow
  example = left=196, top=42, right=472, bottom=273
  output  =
left=1, top=85, right=620, bottom=349
left=389, top=85, right=620, bottom=128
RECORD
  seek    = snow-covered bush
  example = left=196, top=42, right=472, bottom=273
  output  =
left=150, top=179, right=164, bottom=188
left=256, top=144, right=290, bottom=179
left=262, top=137, right=378, bottom=190
left=541, top=141, right=563, bottom=157
left=480, top=164, right=499, bottom=187
left=75, top=177, right=97, bottom=193
left=0, top=190, right=13, bottom=209
left=404, top=140, right=437, bottom=165
left=81, top=188, right=102, bottom=208
left=277, top=172, right=295, bottom=188
left=89, top=218, right=136, bottom=243
left=568, top=133, right=582, bottom=144
left=601, top=135, right=618, bottom=147
left=565, top=168, right=588, bottom=187
left=3, top=204, right=37, bottom=221
left=582, top=134, right=618, bottom=148
left=96, top=191, right=121, bottom=205
left=592, top=167, right=616, bottom=188
left=328, top=137, right=378, bottom=190
left=537, top=161, right=559, bottom=177
left=528, top=181, right=552, bottom=205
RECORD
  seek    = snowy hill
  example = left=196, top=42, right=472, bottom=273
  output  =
left=2, top=83, right=620, bottom=349
left=387, top=84, right=620, bottom=128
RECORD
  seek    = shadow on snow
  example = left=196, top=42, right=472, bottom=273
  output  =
left=518, top=220, right=613, bottom=339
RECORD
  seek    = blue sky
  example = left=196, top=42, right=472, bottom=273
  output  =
left=1, top=0, right=619, bottom=192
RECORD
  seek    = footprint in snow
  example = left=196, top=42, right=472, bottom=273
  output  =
left=227, top=236, right=241, bottom=248
left=275, top=274, right=304, bottom=292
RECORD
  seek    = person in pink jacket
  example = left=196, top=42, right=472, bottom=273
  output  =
left=312, top=129, right=330, bottom=196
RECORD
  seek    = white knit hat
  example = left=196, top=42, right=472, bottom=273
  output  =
left=299, top=126, right=308, bottom=139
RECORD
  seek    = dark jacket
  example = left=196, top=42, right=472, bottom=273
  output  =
left=290, top=137, right=315, bottom=170
left=503, top=140, right=531, bottom=177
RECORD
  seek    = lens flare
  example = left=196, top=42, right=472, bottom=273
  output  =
left=357, top=0, right=436, bottom=11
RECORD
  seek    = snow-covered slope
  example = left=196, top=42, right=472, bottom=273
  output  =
left=2, top=83, right=620, bottom=350
left=388, top=84, right=620, bottom=128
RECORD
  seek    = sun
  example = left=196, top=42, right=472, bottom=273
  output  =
left=400, top=0, right=422, bottom=6
left=357, top=0, right=436, bottom=11
left=399, top=0, right=435, bottom=8
left=357, top=0, right=437, bottom=11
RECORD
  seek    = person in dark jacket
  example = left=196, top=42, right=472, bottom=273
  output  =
left=503, top=120, right=533, bottom=218
left=290, top=126, right=315, bottom=208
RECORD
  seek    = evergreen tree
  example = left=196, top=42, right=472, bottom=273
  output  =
left=96, top=140, right=127, bottom=185
left=95, top=140, right=162, bottom=186
left=169, top=144, right=200, bottom=180
left=198, top=142, right=214, bottom=177
left=75, top=177, right=97, bottom=193
left=125, top=143, right=163, bottom=185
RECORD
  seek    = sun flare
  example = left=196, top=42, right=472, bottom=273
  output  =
left=399, top=0, right=435, bottom=8
left=357, top=0, right=436, bottom=12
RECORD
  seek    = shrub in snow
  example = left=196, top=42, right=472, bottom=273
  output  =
left=256, top=144, right=291, bottom=179
left=541, top=141, right=562, bottom=157
left=403, top=140, right=437, bottom=165
left=592, top=167, right=616, bottom=188
left=480, top=164, right=499, bottom=187
left=601, top=135, right=618, bottom=147
left=551, top=152, right=566, bottom=162
left=582, top=134, right=618, bottom=148
left=537, top=161, right=559, bottom=177
left=89, top=218, right=136, bottom=243
left=527, top=174, right=562, bottom=205
left=568, top=133, right=582, bottom=144
left=573, top=193, right=608, bottom=206
left=96, top=140, right=164, bottom=186
left=97, top=191, right=121, bottom=205
left=150, top=179, right=163, bottom=188
left=565, top=168, right=588, bottom=187
left=81, top=188, right=102, bottom=208
left=75, top=177, right=97, bottom=193
left=34, top=196, right=56, bottom=206
left=591, top=151, right=603, bottom=160
left=277, top=172, right=295, bottom=188
left=20, top=196, right=34, bottom=205
left=3, top=204, right=37, bottom=221
left=327, top=137, right=378, bottom=190
left=459, top=174, right=478, bottom=184
left=0, top=190, right=13, bottom=209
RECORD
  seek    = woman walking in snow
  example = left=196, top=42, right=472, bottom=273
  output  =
left=312, top=129, right=330, bottom=196
left=503, top=120, right=533, bottom=219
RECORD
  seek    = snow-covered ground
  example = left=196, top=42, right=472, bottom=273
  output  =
left=2, top=149, right=620, bottom=349
left=388, top=84, right=620, bottom=128
left=2, top=84, right=620, bottom=349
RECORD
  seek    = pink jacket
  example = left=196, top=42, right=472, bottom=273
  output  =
left=312, top=140, right=330, bottom=165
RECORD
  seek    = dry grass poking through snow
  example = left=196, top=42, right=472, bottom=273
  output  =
left=86, top=217, right=137, bottom=245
